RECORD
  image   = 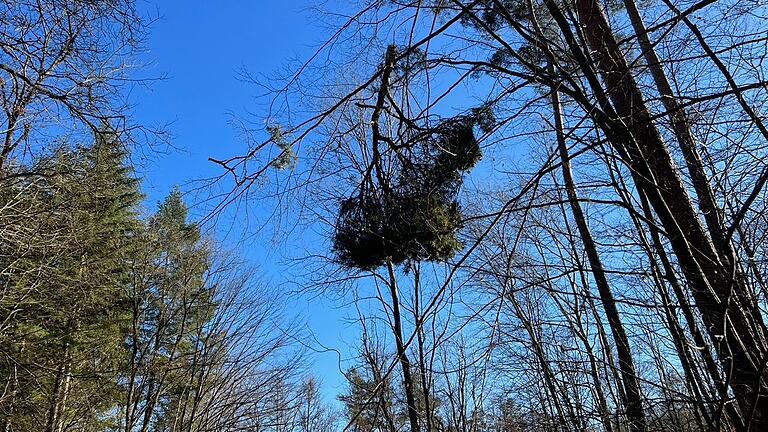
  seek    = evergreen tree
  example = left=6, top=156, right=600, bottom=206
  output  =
left=339, top=366, right=402, bottom=432
left=0, top=128, right=142, bottom=431
left=123, top=188, right=217, bottom=432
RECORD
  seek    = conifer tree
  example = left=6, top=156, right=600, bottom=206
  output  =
left=0, top=128, right=142, bottom=431
left=123, top=188, right=216, bottom=432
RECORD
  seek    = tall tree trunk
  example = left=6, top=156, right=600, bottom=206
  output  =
left=559, top=0, right=768, bottom=423
left=386, top=261, right=420, bottom=432
left=552, top=89, right=647, bottom=431
left=620, top=0, right=725, bottom=250
left=54, top=359, right=73, bottom=432
left=661, top=0, right=768, bottom=246
left=45, top=340, right=71, bottom=432
left=621, top=0, right=762, bottom=346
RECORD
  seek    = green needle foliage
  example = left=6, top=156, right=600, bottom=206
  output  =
left=0, top=127, right=142, bottom=431
left=126, top=188, right=217, bottom=431
left=333, top=117, right=482, bottom=270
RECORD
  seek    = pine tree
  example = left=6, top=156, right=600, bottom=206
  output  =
left=0, top=127, right=142, bottom=431
left=123, top=188, right=217, bottom=432
left=338, top=366, right=402, bottom=432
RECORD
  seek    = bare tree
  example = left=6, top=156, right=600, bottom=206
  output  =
left=0, top=0, right=155, bottom=173
left=210, top=0, right=768, bottom=430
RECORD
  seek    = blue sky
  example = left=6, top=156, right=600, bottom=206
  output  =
left=132, top=0, right=353, bottom=403
left=135, top=0, right=313, bottom=201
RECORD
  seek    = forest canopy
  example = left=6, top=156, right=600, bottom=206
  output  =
left=3, top=0, right=768, bottom=431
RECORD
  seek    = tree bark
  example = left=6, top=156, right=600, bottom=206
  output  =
left=45, top=340, right=71, bottom=432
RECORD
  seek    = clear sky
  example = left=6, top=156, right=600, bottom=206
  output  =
left=135, top=0, right=314, bottom=201
left=132, top=0, right=353, bottom=403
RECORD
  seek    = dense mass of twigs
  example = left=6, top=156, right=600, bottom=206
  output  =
left=333, top=118, right=482, bottom=270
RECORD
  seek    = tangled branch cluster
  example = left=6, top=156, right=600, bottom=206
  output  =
left=333, top=118, right=482, bottom=270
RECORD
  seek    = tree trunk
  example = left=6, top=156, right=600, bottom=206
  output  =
left=386, top=261, right=420, bottom=432
left=621, top=0, right=762, bottom=348
left=552, top=89, right=647, bottom=432
left=45, top=340, right=71, bottom=432
left=566, top=0, right=768, bottom=424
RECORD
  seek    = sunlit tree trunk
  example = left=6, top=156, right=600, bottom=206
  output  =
left=557, top=0, right=768, bottom=423
left=552, top=88, right=647, bottom=431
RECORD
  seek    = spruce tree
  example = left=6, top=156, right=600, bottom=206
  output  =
left=124, top=188, right=217, bottom=432
left=0, top=128, right=142, bottom=431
